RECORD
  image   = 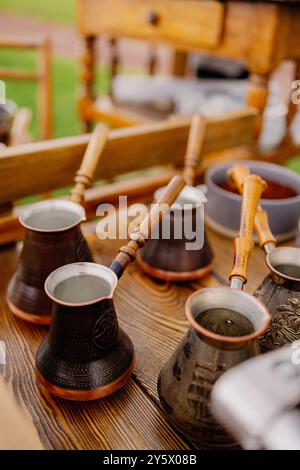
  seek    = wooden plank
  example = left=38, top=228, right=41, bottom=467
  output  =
left=0, top=145, right=253, bottom=246
left=81, top=97, right=150, bottom=127
left=0, top=242, right=190, bottom=450
left=0, top=378, right=43, bottom=450
left=0, top=69, right=39, bottom=81
left=0, top=36, right=42, bottom=49
left=0, top=109, right=257, bottom=204
left=0, top=168, right=177, bottom=245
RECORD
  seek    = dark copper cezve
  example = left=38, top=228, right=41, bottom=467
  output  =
left=7, top=207, right=93, bottom=324
left=137, top=114, right=214, bottom=281
left=137, top=187, right=213, bottom=281
left=6, top=123, right=109, bottom=325
left=36, top=263, right=135, bottom=400
left=158, top=174, right=270, bottom=447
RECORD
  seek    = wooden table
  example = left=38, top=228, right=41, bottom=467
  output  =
left=77, top=0, right=300, bottom=145
left=0, top=222, right=269, bottom=450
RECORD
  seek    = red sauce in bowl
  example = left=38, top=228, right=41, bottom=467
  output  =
left=218, top=179, right=298, bottom=200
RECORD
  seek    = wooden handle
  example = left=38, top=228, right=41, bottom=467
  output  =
left=182, top=114, right=206, bottom=186
left=228, top=163, right=276, bottom=249
left=230, top=174, right=267, bottom=284
left=109, top=175, right=186, bottom=278
left=69, top=123, right=109, bottom=204
left=227, top=163, right=250, bottom=194
left=138, top=175, right=186, bottom=239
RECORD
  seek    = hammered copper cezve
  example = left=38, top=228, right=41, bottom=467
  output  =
left=137, top=115, right=214, bottom=281
left=6, top=123, right=109, bottom=325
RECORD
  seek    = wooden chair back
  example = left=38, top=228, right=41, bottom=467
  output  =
left=0, top=36, right=52, bottom=141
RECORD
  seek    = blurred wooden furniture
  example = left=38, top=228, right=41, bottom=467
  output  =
left=0, top=36, right=53, bottom=140
left=77, top=0, right=300, bottom=149
left=0, top=108, right=257, bottom=246
left=9, top=108, right=32, bottom=146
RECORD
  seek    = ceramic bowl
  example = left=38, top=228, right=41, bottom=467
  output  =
left=205, top=161, right=300, bottom=242
left=295, top=219, right=300, bottom=248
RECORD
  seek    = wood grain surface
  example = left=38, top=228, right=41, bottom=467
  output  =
left=78, top=0, right=225, bottom=49
left=0, top=220, right=270, bottom=450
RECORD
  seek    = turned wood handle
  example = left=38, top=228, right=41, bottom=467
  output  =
left=69, top=123, right=109, bottom=204
left=230, top=174, right=267, bottom=284
left=110, top=175, right=186, bottom=278
left=182, top=114, right=206, bottom=186
left=228, top=163, right=277, bottom=249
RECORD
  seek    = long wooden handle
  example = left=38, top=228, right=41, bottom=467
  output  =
left=69, top=123, right=109, bottom=204
left=228, top=163, right=276, bottom=249
left=182, top=114, right=206, bottom=186
left=109, top=175, right=186, bottom=278
left=138, top=175, right=186, bottom=238
left=230, top=174, right=267, bottom=285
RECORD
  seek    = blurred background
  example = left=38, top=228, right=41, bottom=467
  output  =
left=1, top=0, right=300, bottom=171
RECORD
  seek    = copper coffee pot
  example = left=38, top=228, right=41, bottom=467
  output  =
left=36, top=176, right=186, bottom=401
left=158, top=174, right=271, bottom=447
left=228, top=163, right=300, bottom=351
left=137, top=115, right=214, bottom=281
left=6, top=123, right=109, bottom=325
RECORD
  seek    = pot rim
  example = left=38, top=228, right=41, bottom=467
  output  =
left=45, top=262, right=118, bottom=307
left=185, top=287, right=271, bottom=345
left=266, top=246, right=300, bottom=283
left=19, top=199, right=86, bottom=233
left=206, top=160, right=300, bottom=206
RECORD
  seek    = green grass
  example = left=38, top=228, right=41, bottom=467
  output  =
left=287, top=155, right=300, bottom=174
left=0, top=0, right=75, bottom=23
left=0, top=49, right=109, bottom=138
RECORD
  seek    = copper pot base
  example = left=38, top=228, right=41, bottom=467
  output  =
left=6, top=297, right=51, bottom=325
left=136, top=253, right=213, bottom=282
left=36, top=357, right=136, bottom=401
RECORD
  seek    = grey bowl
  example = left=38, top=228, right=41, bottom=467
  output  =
left=205, top=161, right=300, bottom=242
